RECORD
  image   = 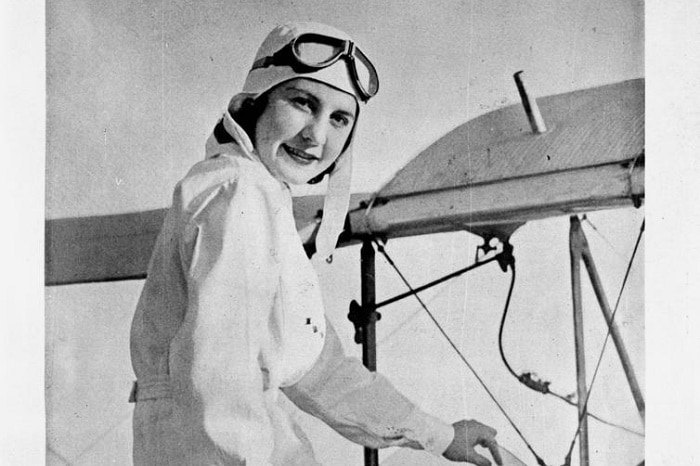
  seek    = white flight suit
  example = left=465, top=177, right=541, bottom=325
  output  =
left=129, top=115, right=454, bottom=465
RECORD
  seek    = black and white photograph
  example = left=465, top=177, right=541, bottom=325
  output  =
left=2, top=1, right=698, bottom=465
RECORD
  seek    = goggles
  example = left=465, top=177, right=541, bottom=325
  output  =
left=251, top=33, right=379, bottom=102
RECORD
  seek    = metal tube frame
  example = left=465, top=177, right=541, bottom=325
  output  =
left=360, top=240, right=379, bottom=466
left=569, top=215, right=645, bottom=466
left=353, top=218, right=643, bottom=466
left=578, top=222, right=646, bottom=422
left=570, top=217, right=591, bottom=466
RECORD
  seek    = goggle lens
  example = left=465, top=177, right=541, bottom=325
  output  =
left=293, top=34, right=378, bottom=99
left=253, top=33, right=379, bottom=101
left=294, top=38, right=346, bottom=67
left=354, top=47, right=379, bottom=97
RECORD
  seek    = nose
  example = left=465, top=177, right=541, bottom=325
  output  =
left=300, top=117, right=328, bottom=146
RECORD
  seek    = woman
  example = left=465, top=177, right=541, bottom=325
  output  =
left=130, top=21, right=502, bottom=466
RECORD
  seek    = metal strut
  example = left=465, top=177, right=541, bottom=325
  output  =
left=349, top=218, right=643, bottom=466
left=356, top=239, right=379, bottom=466
left=577, top=218, right=645, bottom=421
left=566, top=216, right=646, bottom=466
left=349, top=253, right=500, bottom=341
left=348, top=238, right=503, bottom=466
left=355, top=237, right=549, bottom=466
left=569, top=216, right=590, bottom=466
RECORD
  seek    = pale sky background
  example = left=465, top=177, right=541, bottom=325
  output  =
left=2, top=1, right=700, bottom=465
left=44, top=0, right=644, bottom=218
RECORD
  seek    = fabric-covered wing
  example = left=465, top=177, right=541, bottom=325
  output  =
left=348, top=79, right=644, bottom=241
left=45, top=194, right=371, bottom=285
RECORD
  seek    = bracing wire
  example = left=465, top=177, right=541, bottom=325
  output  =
left=581, top=215, right=627, bottom=261
left=373, top=239, right=549, bottom=466
left=375, top=220, right=645, bottom=466
left=497, top=258, right=645, bottom=438
left=563, top=219, right=645, bottom=461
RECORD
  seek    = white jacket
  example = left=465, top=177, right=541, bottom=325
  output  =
left=129, top=116, right=454, bottom=465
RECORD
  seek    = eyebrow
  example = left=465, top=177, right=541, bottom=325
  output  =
left=286, top=86, right=357, bottom=120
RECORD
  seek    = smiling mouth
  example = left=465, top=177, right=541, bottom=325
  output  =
left=282, top=144, right=318, bottom=165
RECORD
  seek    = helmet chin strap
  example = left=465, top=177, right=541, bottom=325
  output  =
left=207, top=104, right=351, bottom=263
left=313, top=143, right=352, bottom=262
left=307, top=162, right=336, bottom=185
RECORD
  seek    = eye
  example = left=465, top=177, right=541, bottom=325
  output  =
left=291, top=96, right=313, bottom=111
left=331, top=113, right=351, bottom=128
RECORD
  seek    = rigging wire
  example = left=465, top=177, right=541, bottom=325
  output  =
left=374, top=220, right=645, bottom=466
left=581, top=215, right=627, bottom=261
left=563, top=219, right=645, bottom=462
left=497, top=257, right=645, bottom=438
left=373, top=239, right=549, bottom=466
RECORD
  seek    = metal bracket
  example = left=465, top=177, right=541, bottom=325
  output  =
left=348, top=300, right=382, bottom=344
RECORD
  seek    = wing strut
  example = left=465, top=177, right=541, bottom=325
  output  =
left=563, top=216, right=645, bottom=466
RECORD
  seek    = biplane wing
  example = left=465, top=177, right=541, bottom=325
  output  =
left=44, top=78, right=646, bottom=466
left=347, top=78, right=644, bottom=241
left=44, top=194, right=372, bottom=285
left=45, top=78, right=643, bottom=285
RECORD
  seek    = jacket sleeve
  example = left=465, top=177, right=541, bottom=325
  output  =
left=281, top=320, right=455, bottom=457
left=170, top=177, right=282, bottom=465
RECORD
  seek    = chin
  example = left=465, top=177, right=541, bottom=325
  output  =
left=276, top=167, right=315, bottom=186
left=276, top=161, right=324, bottom=185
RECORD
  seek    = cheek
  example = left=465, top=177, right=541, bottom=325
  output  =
left=256, top=105, right=298, bottom=148
left=325, top=129, right=352, bottom=160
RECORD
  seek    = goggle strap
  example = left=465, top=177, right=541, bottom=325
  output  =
left=249, top=36, right=378, bottom=101
left=251, top=55, right=276, bottom=70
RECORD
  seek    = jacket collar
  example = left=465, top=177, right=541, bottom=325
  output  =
left=204, top=110, right=257, bottom=162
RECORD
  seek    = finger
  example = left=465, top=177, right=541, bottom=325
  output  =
left=477, top=436, right=496, bottom=448
left=487, top=442, right=503, bottom=466
left=469, top=451, right=492, bottom=466
left=471, top=420, right=497, bottom=438
left=475, top=437, right=502, bottom=466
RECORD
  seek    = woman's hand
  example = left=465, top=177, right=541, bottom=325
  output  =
left=442, top=419, right=503, bottom=465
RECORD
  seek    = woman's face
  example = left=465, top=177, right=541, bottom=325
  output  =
left=254, top=78, right=357, bottom=185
